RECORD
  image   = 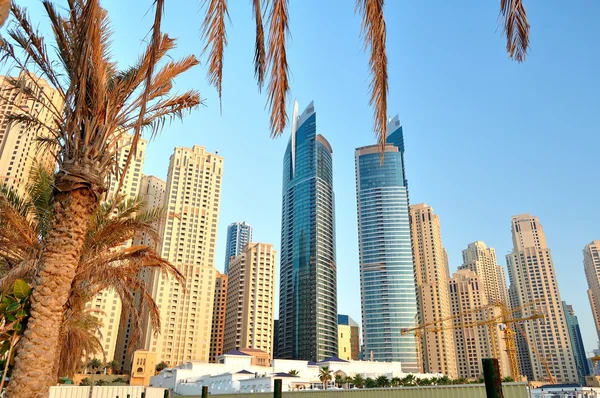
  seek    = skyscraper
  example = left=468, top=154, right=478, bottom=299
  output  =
left=223, top=243, right=276, bottom=358
left=583, top=241, right=600, bottom=343
left=224, top=222, right=252, bottom=274
left=337, top=315, right=360, bottom=361
left=0, top=74, right=63, bottom=196
left=459, top=241, right=509, bottom=306
left=86, top=133, right=147, bottom=362
left=278, top=101, right=337, bottom=361
left=506, top=214, right=577, bottom=383
left=562, top=302, right=590, bottom=384
left=410, top=203, right=457, bottom=377
left=114, top=174, right=165, bottom=370
left=449, top=269, right=510, bottom=378
left=354, top=116, right=418, bottom=370
left=147, top=145, right=223, bottom=365
left=209, top=272, right=228, bottom=363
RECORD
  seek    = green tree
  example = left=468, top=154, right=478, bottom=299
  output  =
left=2, top=2, right=200, bottom=396
left=364, top=378, right=376, bottom=389
left=376, top=375, right=390, bottom=387
left=334, top=374, right=344, bottom=387
left=417, top=377, right=432, bottom=386
left=401, top=374, right=416, bottom=386
left=0, top=167, right=183, bottom=379
left=502, top=376, right=515, bottom=383
left=391, top=377, right=401, bottom=387
left=437, top=375, right=451, bottom=385
left=105, top=360, right=119, bottom=375
left=453, top=377, right=468, bottom=385
left=318, top=366, right=332, bottom=389
left=288, top=369, right=299, bottom=376
left=79, top=378, right=90, bottom=386
left=353, top=374, right=364, bottom=388
left=155, top=362, right=169, bottom=373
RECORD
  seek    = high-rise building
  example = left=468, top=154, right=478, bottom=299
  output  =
left=337, top=315, right=360, bottom=361
left=449, top=269, right=510, bottom=378
left=209, top=272, right=228, bottom=363
left=583, top=241, right=600, bottom=344
left=114, top=174, right=166, bottom=370
left=278, top=101, right=337, bottom=361
left=146, top=145, right=223, bottom=365
left=410, top=203, right=457, bottom=377
left=86, top=133, right=148, bottom=362
left=459, top=241, right=509, bottom=306
left=223, top=243, right=276, bottom=359
left=224, top=222, right=252, bottom=274
left=562, top=302, right=590, bottom=384
left=0, top=74, right=63, bottom=195
left=354, top=115, right=418, bottom=370
left=506, top=214, right=577, bottom=383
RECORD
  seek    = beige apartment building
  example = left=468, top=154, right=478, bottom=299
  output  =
left=449, top=269, right=510, bottom=379
left=209, top=272, right=228, bottom=363
left=114, top=175, right=166, bottom=370
left=338, top=315, right=360, bottom=361
left=0, top=74, right=63, bottom=195
left=146, top=145, right=223, bottom=366
left=459, top=241, right=509, bottom=306
left=506, top=214, right=577, bottom=383
left=409, top=203, right=457, bottom=378
left=584, top=241, right=600, bottom=343
left=223, top=243, right=276, bottom=359
left=85, top=133, right=147, bottom=362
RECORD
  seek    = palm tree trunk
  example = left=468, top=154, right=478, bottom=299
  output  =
left=6, top=189, right=97, bottom=398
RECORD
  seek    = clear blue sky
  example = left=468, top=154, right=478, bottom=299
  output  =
left=26, top=1, right=600, bottom=352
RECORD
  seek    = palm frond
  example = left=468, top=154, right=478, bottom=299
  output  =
left=500, top=0, right=530, bottom=62
left=201, top=0, right=229, bottom=111
left=356, top=0, right=388, bottom=155
left=252, top=0, right=266, bottom=90
left=265, top=0, right=290, bottom=137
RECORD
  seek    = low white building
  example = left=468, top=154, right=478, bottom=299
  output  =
left=150, top=350, right=443, bottom=395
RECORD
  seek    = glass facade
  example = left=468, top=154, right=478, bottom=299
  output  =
left=278, top=101, right=338, bottom=361
left=354, top=116, right=418, bottom=370
left=224, top=222, right=252, bottom=274
left=563, top=301, right=591, bottom=384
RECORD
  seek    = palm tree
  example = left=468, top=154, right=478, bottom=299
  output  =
left=141, top=0, right=531, bottom=154
left=0, top=166, right=183, bottom=379
left=353, top=373, right=364, bottom=388
left=318, top=366, right=332, bottom=390
left=1, top=2, right=200, bottom=396
left=288, top=369, right=299, bottom=376
left=375, top=375, right=390, bottom=387
left=105, top=360, right=119, bottom=375
left=334, top=374, right=343, bottom=388
left=364, top=377, right=376, bottom=389
left=401, top=374, right=416, bottom=386
left=155, top=362, right=169, bottom=373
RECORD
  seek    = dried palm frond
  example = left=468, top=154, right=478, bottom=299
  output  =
left=59, top=309, right=104, bottom=378
left=252, top=0, right=266, bottom=90
left=356, top=0, right=388, bottom=155
left=266, top=0, right=290, bottom=137
left=201, top=0, right=229, bottom=110
left=500, top=0, right=530, bottom=62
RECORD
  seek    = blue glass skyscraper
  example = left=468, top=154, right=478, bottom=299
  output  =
left=562, top=301, right=590, bottom=384
left=224, top=221, right=252, bottom=274
left=354, top=115, right=418, bottom=371
left=278, top=101, right=337, bottom=361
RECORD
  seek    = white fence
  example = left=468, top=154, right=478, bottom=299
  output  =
left=49, top=386, right=168, bottom=398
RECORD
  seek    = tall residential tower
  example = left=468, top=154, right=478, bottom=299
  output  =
left=584, top=241, right=600, bottom=344
left=354, top=116, right=418, bottom=370
left=147, top=145, right=223, bottom=365
left=278, top=101, right=337, bottom=361
left=224, top=222, right=252, bottom=274
left=506, top=214, right=576, bottom=383
left=459, top=241, right=509, bottom=306
left=410, top=203, right=457, bottom=377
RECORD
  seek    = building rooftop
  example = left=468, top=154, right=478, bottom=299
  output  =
left=222, top=349, right=251, bottom=357
left=320, top=356, right=349, bottom=363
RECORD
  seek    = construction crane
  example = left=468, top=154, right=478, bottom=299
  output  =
left=401, top=301, right=545, bottom=381
left=514, top=323, right=556, bottom=384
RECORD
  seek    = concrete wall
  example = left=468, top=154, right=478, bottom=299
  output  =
left=174, top=383, right=528, bottom=398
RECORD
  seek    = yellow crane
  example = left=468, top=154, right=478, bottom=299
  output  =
left=401, top=301, right=545, bottom=381
left=513, top=323, right=555, bottom=384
